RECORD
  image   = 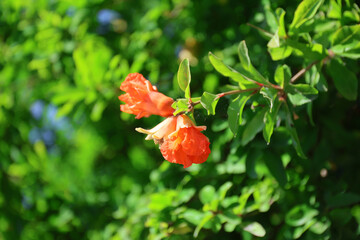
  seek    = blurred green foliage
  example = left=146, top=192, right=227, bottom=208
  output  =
left=1, top=0, right=360, bottom=239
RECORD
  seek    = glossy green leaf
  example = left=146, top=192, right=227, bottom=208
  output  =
left=276, top=8, right=287, bottom=37
left=171, top=99, right=188, bottom=115
left=208, top=52, right=253, bottom=86
left=263, top=99, right=282, bottom=144
left=286, top=39, right=325, bottom=60
left=274, top=65, right=291, bottom=88
left=177, top=58, right=191, bottom=98
left=268, top=46, right=293, bottom=60
left=201, top=92, right=219, bottom=115
left=327, top=58, right=358, bottom=100
left=331, top=41, right=360, bottom=59
left=331, top=25, right=360, bottom=46
left=287, top=83, right=318, bottom=106
left=238, top=41, right=270, bottom=85
left=243, top=222, right=266, bottom=237
left=241, top=108, right=267, bottom=145
left=264, top=151, right=287, bottom=187
left=260, top=87, right=278, bottom=111
left=227, top=92, right=252, bottom=136
left=327, top=0, right=342, bottom=19
left=290, top=0, right=324, bottom=31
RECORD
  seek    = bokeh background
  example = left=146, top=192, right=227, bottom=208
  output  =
left=1, top=0, right=360, bottom=239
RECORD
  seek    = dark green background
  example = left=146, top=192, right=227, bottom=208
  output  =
left=1, top=0, right=359, bottom=239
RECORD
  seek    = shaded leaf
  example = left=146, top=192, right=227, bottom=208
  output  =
left=241, top=108, right=267, bottom=145
left=227, top=92, right=252, bottom=136
left=264, top=151, right=287, bottom=187
left=327, top=58, right=358, bottom=100
left=286, top=204, right=319, bottom=227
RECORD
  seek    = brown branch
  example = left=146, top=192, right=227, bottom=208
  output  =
left=290, top=50, right=335, bottom=84
left=290, top=60, right=320, bottom=83
left=246, top=23, right=274, bottom=38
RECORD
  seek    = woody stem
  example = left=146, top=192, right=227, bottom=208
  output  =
left=290, top=50, right=335, bottom=83
left=190, top=87, right=262, bottom=108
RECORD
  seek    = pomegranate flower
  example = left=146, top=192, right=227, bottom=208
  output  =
left=119, top=73, right=175, bottom=119
left=136, top=115, right=211, bottom=168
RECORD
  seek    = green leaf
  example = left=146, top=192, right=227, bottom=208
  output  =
left=287, top=83, right=318, bottom=106
left=268, top=46, right=293, bottom=60
left=286, top=39, right=325, bottom=61
left=177, top=58, right=191, bottom=98
left=208, top=52, right=255, bottom=87
left=194, top=212, right=214, bottom=238
left=246, top=150, right=261, bottom=179
left=90, top=100, right=106, bottom=122
left=264, top=151, right=287, bottom=187
left=327, top=192, right=360, bottom=208
left=290, top=0, right=324, bottom=31
left=171, top=99, right=188, bottom=115
left=263, top=99, right=282, bottom=144
left=331, top=25, right=360, bottom=46
left=293, top=219, right=317, bottom=239
left=327, top=0, right=342, bottom=19
left=264, top=1, right=278, bottom=33
left=274, top=65, right=291, bottom=88
left=309, top=218, right=330, bottom=234
left=243, top=222, right=266, bottom=237
left=267, top=31, right=280, bottom=48
left=307, top=102, right=315, bottom=126
left=199, top=185, right=216, bottom=205
left=218, top=182, right=233, bottom=201
left=238, top=41, right=270, bottom=85
left=183, top=209, right=204, bottom=226
left=327, top=58, right=358, bottom=100
left=284, top=103, right=307, bottom=158
left=260, top=87, right=278, bottom=111
left=233, top=190, right=253, bottom=214
left=331, top=41, right=360, bottom=59
left=285, top=204, right=319, bottom=227
left=241, top=108, right=267, bottom=145
left=276, top=8, right=287, bottom=37
left=201, top=92, right=219, bottom=115
left=227, top=92, right=252, bottom=136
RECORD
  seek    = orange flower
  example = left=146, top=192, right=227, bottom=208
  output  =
left=136, top=115, right=211, bottom=168
left=119, top=73, right=175, bottom=119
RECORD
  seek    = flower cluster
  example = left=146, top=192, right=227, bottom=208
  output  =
left=118, top=73, right=210, bottom=168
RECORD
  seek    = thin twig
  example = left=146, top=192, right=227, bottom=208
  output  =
left=246, top=23, right=274, bottom=38
left=215, top=87, right=261, bottom=98
left=290, top=50, right=335, bottom=84
left=290, top=60, right=320, bottom=83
